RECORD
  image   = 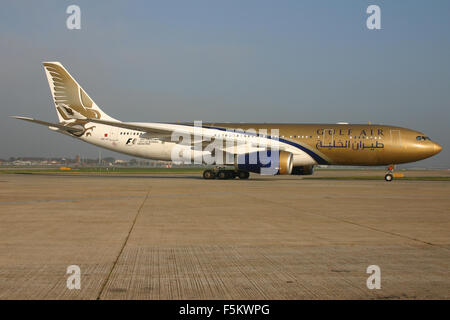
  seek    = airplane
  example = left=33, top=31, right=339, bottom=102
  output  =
left=13, top=62, right=442, bottom=181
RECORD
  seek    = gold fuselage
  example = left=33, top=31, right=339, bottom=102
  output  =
left=206, top=123, right=442, bottom=166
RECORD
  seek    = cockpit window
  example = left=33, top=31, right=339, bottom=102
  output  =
left=416, top=136, right=431, bottom=141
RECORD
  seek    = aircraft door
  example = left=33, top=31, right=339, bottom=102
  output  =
left=390, top=130, right=403, bottom=151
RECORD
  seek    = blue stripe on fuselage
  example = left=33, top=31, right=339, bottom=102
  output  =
left=196, top=125, right=329, bottom=165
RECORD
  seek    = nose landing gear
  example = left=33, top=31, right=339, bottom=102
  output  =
left=385, top=165, right=394, bottom=182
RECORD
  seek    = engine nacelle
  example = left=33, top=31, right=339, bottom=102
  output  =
left=291, top=165, right=314, bottom=175
left=236, top=151, right=293, bottom=175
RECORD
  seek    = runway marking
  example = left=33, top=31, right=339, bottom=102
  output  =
left=96, top=188, right=151, bottom=300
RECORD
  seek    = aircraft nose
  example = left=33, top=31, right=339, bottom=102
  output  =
left=433, top=142, right=443, bottom=155
left=413, top=140, right=442, bottom=160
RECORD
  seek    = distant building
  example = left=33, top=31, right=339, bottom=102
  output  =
left=13, top=160, right=32, bottom=166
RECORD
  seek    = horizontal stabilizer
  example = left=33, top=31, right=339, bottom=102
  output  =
left=11, top=116, right=84, bottom=134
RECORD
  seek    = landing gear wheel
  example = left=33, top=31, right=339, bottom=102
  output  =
left=203, top=170, right=215, bottom=180
left=217, top=171, right=227, bottom=180
left=238, top=171, right=250, bottom=179
left=227, top=171, right=236, bottom=179
left=385, top=173, right=393, bottom=182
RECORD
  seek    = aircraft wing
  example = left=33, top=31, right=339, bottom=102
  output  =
left=87, top=118, right=279, bottom=154
left=11, top=116, right=85, bottom=134
left=86, top=118, right=227, bottom=144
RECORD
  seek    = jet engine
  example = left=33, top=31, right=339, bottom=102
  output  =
left=236, top=150, right=293, bottom=175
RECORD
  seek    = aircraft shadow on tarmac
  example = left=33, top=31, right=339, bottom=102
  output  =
left=19, top=173, right=299, bottom=181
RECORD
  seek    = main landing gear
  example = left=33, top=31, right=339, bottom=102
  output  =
left=203, top=167, right=250, bottom=180
left=385, top=165, right=394, bottom=182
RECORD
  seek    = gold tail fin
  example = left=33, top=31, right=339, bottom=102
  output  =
left=43, top=62, right=117, bottom=122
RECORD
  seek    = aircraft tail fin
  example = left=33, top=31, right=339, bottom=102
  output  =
left=42, top=62, right=117, bottom=122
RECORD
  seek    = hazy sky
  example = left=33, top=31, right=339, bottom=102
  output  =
left=0, top=0, right=449, bottom=167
